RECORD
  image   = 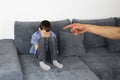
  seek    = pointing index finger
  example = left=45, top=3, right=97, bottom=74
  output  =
left=63, top=24, right=75, bottom=30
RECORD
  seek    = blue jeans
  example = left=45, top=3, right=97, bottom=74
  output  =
left=36, top=37, right=58, bottom=62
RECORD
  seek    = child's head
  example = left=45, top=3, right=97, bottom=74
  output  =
left=39, top=20, right=51, bottom=32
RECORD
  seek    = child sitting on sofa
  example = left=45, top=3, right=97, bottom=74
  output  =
left=29, top=20, right=63, bottom=71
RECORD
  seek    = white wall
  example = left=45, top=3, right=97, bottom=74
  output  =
left=0, top=0, right=120, bottom=39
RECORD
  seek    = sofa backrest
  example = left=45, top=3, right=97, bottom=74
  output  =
left=72, top=18, right=116, bottom=49
left=107, top=17, right=120, bottom=53
left=115, top=17, right=120, bottom=26
left=14, top=19, right=71, bottom=54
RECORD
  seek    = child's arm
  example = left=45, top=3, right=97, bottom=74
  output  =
left=31, top=32, right=39, bottom=52
left=34, top=44, right=38, bottom=51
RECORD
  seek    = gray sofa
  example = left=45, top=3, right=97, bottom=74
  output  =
left=0, top=18, right=120, bottom=80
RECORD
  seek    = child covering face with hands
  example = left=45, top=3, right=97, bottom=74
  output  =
left=30, top=20, right=63, bottom=71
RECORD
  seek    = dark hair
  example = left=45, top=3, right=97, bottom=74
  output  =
left=39, top=20, right=51, bottom=32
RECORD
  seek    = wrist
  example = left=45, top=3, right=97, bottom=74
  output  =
left=85, top=25, right=98, bottom=33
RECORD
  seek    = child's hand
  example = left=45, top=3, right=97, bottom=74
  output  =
left=45, top=32, right=50, bottom=38
left=41, top=30, right=46, bottom=37
left=41, top=30, right=50, bottom=38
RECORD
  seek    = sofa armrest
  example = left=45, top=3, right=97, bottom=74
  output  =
left=0, top=39, right=23, bottom=80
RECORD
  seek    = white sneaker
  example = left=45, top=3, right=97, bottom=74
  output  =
left=39, top=61, right=51, bottom=71
left=53, top=60, right=63, bottom=69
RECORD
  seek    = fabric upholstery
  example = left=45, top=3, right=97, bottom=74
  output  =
left=58, top=31, right=86, bottom=57
left=107, top=53, right=120, bottom=80
left=81, top=48, right=120, bottom=80
left=1, top=18, right=120, bottom=80
left=81, top=48, right=112, bottom=80
left=0, top=39, right=23, bottom=80
left=14, top=19, right=71, bottom=54
left=107, top=18, right=120, bottom=53
left=115, top=17, right=120, bottom=26
left=107, top=40, right=120, bottom=53
left=20, top=54, right=99, bottom=80
left=72, top=18, right=116, bottom=48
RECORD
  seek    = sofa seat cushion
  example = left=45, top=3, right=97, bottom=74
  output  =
left=107, top=53, right=120, bottom=80
left=81, top=56, right=112, bottom=80
left=85, top=48, right=110, bottom=57
left=20, top=54, right=99, bottom=80
left=81, top=48, right=120, bottom=80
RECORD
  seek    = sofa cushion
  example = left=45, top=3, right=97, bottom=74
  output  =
left=0, top=39, right=23, bottom=80
left=81, top=48, right=120, bottom=80
left=107, top=40, right=120, bottom=53
left=72, top=18, right=116, bottom=48
left=107, top=18, right=120, bottom=53
left=81, top=56, right=112, bottom=80
left=19, top=54, right=99, bottom=80
left=81, top=48, right=112, bottom=80
left=85, top=47, right=109, bottom=57
left=115, top=17, right=120, bottom=26
left=14, top=19, right=71, bottom=54
left=107, top=53, right=120, bottom=80
left=58, top=31, right=86, bottom=57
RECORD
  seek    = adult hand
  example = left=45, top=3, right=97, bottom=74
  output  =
left=64, top=23, right=90, bottom=35
left=64, top=23, right=120, bottom=40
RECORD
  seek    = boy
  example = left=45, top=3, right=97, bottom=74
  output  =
left=30, top=20, right=63, bottom=71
